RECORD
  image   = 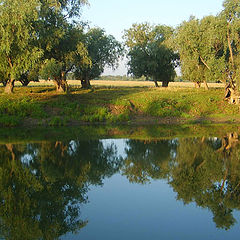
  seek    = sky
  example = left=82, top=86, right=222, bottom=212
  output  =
left=81, top=0, right=225, bottom=75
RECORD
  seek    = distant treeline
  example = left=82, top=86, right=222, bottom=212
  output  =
left=96, top=75, right=200, bottom=83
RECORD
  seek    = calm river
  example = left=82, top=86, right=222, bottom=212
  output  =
left=1, top=125, right=240, bottom=239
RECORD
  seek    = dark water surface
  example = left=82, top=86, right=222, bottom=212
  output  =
left=1, top=125, right=240, bottom=239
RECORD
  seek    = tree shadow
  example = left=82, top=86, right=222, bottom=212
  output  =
left=40, top=86, right=149, bottom=107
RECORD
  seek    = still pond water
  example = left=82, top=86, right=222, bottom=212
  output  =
left=1, top=126, right=240, bottom=239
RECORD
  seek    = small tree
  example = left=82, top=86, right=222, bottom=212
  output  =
left=75, top=28, right=123, bottom=88
left=124, top=23, right=178, bottom=87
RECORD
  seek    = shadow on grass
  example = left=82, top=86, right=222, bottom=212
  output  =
left=37, top=86, right=149, bottom=110
left=34, top=87, right=56, bottom=93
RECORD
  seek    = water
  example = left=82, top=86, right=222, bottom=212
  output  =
left=1, top=126, right=240, bottom=239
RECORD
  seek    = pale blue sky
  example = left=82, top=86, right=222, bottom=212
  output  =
left=81, top=0, right=224, bottom=75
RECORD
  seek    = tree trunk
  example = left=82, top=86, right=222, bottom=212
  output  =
left=81, top=79, right=91, bottom=89
left=19, top=73, right=31, bottom=86
left=153, top=80, right=159, bottom=87
left=53, top=72, right=69, bottom=92
left=227, top=23, right=234, bottom=68
left=203, top=80, right=209, bottom=90
left=53, top=79, right=68, bottom=92
left=162, top=81, right=169, bottom=87
left=4, top=79, right=15, bottom=94
left=224, top=83, right=240, bottom=104
left=194, top=82, right=201, bottom=88
left=20, top=79, right=30, bottom=86
left=19, top=73, right=30, bottom=87
left=227, top=22, right=236, bottom=88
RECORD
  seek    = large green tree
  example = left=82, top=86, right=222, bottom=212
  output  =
left=37, top=0, right=90, bottom=92
left=40, top=24, right=91, bottom=92
left=124, top=23, right=178, bottom=87
left=175, top=16, right=226, bottom=89
left=75, top=28, right=123, bottom=88
left=0, top=0, right=42, bottom=93
left=0, top=0, right=89, bottom=93
left=175, top=1, right=240, bottom=95
left=221, top=0, right=240, bottom=91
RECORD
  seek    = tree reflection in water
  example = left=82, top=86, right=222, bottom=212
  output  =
left=0, top=140, right=120, bottom=240
left=123, top=133, right=240, bottom=230
left=0, top=133, right=240, bottom=239
left=122, top=139, right=177, bottom=184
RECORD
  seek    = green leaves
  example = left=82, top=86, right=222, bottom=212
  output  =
left=174, top=1, right=240, bottom=87
left=222, top=0, right=240, bottom=21
left=75, top=28, right=123, bottom=84
left=124, top=23, right=178, bottom=87
left=0, top=0, right=90, bottom=92
left=123, top=23, right=155, bottom=48
left=0, top=0, right=42, bottom=89
left=40, top=58, right=63, bottom=80
left=175, top=15, right=226, bottom=85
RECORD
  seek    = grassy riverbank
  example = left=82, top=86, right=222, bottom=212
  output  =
left=0, top=85, right=239, bottom=127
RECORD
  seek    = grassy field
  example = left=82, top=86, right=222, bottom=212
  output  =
left=0, top=81, right=239, bottom=127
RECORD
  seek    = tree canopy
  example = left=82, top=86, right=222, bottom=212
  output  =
left=0, top=0, right=91, bottom=93
left=0, top=0, right=43, bottom=93
left=124, top=23, right=179, bottom=87
left=75, top=28, right=123, bottom=88
left=174, top=0, right=240, bottom=93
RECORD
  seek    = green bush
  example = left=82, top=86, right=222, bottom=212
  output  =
left=0, top=115, right=21, bottom=127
